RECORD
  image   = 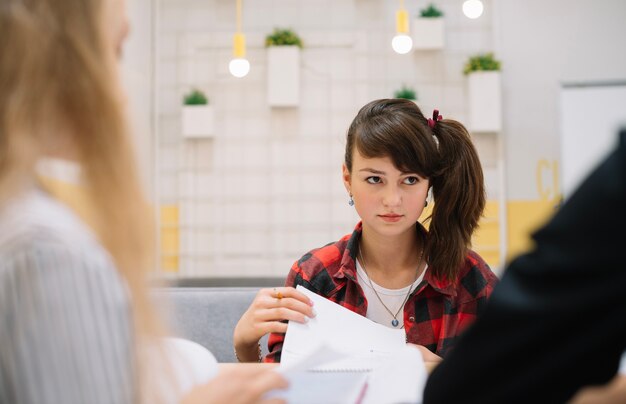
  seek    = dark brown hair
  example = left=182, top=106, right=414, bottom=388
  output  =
left=345, top=98, right=485, bottom=280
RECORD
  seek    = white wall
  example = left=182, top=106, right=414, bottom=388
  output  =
left=496, top=0, right=626, bottom=200
left=155, top=0, right=501, bottom=277
left=560, top=83, right=626, bottom=198
left=152, top=0, right=626, bottom=276
left=121, top=0, right=155, bottom=199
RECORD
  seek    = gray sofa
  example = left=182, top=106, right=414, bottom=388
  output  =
left=154, top=287, right=277, bottom=363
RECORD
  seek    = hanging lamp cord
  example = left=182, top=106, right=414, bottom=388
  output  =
left=236, top=0, right=242, bottom=33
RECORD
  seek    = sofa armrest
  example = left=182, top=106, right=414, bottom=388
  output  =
left=153, top=287, right=272, bottom=363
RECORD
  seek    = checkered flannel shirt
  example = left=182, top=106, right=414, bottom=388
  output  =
left=265, top=222, right=498, bottom=362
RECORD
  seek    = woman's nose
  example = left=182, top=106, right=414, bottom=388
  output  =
left=382, top=185, right=402, bottom=207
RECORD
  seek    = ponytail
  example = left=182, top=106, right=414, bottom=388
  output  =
left=426, top=120, right=485, bottom=280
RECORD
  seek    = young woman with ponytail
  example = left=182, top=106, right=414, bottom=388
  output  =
left=234, top=98, right=498, bottom=363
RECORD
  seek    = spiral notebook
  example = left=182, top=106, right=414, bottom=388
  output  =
left=265, top=344, right=369, bottom=403
left=271, top=286, right=426, bottom=403
left=267, top=343, right=425, bottom=404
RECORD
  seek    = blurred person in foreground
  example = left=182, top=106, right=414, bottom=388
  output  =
left=423, top=130, right=626, bottom=403
left=0, top=0, right=285, bottom=403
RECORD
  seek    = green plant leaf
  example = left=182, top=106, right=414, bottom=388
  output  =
left=265, top=27, right=303, bottom=48
left=463, top=53, right=502, bottom=75
left=420, top=3, right=444, bottom=18
left=183, top=89, right=208, bottom=105
left=393, top=85, right=417, bottom=100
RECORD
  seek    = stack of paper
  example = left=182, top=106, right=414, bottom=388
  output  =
left=267, top=285, right=427, bottom=404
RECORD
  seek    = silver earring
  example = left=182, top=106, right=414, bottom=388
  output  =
left=424, top=200, right=428, bottom=207
left=348, top=195, right=354, bottom=206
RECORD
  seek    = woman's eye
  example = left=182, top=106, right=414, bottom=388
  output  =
left=366, top=176, right=382, bottom=184
left=403, top=176, right=419, bottom=185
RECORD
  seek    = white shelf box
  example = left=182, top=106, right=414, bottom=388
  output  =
left=182, top=105, right=214, bottom=138
left=267, top=46, right=300, bottom=107
left=468, top=71, right=502, bottom=132
left=412, top=17, right=445, bottom=50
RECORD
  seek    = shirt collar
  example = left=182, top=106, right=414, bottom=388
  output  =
left=423, top=268, right=456, bottom=296
left=335, top=222, right=362, bottom=282
left=335, top=222, right=456, bottom=296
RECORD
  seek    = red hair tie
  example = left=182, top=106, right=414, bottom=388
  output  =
left=427, top=109, right=443, bottom=128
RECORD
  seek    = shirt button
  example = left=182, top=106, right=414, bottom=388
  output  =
left=409, top=316, right=415, bottom=322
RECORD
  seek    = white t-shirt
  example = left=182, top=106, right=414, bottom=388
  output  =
left=356, top=258, right=426, bottom=329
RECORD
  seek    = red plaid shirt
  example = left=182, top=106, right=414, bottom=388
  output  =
left=265, top=222, right=498, bottom=362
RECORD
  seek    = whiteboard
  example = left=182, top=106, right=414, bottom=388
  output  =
left=560, top=82, right=626, bottom=198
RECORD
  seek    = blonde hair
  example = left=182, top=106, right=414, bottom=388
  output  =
left=0, top=0, right=164, bottom=396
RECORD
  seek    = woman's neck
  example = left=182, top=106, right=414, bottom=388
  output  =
left=359, top=223, right=424, bottom=282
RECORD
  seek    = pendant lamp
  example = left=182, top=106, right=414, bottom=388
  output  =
left=229, top=0, right=250, bottom=78
left=391, top=0, right=413, bottom=54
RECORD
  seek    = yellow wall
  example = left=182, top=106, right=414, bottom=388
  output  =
left=160, top=205, right=180, bottom=272
left=420, top=200, right=501, bottom=269
left=422, top=199, right=559, bottom=270
left=472, top=201, right=500, bottom=268
left=506, top=199, right=558, bottom=260
left=474, top=199, right=559, bottom=269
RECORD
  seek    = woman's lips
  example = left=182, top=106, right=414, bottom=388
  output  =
left=379, top=214, right=402, bottom=222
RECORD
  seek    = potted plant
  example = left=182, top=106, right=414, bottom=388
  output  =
left=394, top=85, right=417, bottom=101
left=412, top=3, right=445, bottom=50
left=265, top=28, right=303, bottom=48
left=463, top=53, right=501, bottom=75
left=464, top=53, right=502, bottom=132
left=181, top=89, right=214, bottom=138
left=265, top=28, right=303, bottom=107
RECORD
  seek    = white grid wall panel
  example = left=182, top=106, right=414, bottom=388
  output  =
left=156, top=0, right=499, bottom=277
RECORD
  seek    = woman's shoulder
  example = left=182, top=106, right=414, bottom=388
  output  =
left=291, top=232, right=353, bottom=279
left=0, top=190, right=116, bottom=281
left=454, top=250, right=499, bottom=298
left=0, top=189, right=97, bottom=251
left=464, top=250, right=495, bottom=273
left=295, top=235, right=350, bottom=270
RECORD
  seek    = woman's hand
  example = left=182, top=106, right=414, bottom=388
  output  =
left=570, top=375, right=626, bottom=404
left=407, top=343, right=443, bottom=363
left=182, top=366, right=288, bottom=404
left=233, top=287, right=315, bottom=362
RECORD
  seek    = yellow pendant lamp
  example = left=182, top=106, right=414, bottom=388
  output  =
left=391, top=0, right=412, bottom=54
left=229, top=0, right=250, bottom=78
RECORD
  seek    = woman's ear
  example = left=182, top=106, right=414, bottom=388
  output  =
left=342, top=164, right=351, bottom=194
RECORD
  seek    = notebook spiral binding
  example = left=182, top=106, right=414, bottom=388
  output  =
left=307, top=367, right=373, bottom=373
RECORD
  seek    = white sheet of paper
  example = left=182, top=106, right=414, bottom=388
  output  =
left=266, top=344, right=369, bottom=404
left=281, top=285, right=406, bottom=370
left=276, top=343, right=426, bottom=404
left=276, top=286, right=427, bottom=404
left=361, top=345, right=427, bottom=404
left=278, top=342, right=351, bottom=374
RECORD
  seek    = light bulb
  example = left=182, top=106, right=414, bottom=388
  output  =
left=463, top=0, right=484, bottom=19
left=229, top=58, right=250, bottom=78
left=391, top=34, right=413, bottom=54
